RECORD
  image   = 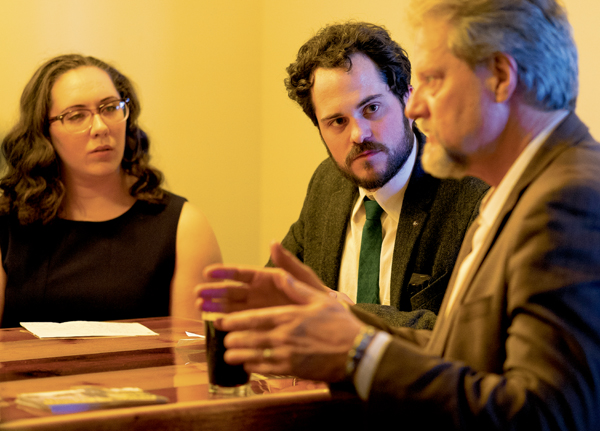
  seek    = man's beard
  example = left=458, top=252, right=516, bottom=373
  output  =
left=327, top=118, right=414, bottom=190
left=421, top=140, right=468, bottom=179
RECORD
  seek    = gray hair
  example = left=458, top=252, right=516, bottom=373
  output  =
left=410, top=0, right=578, bottom=111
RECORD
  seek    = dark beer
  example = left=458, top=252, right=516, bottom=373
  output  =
left=204, top=320, right=249, bottom=393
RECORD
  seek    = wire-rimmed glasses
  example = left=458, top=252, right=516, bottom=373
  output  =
left=48, top=98, right=130, bottom=134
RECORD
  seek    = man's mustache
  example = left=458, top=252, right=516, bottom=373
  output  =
left=345, top=141, right=388, bottom=166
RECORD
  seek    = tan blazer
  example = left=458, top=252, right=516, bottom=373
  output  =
left=354, top=113, right=600, bottom=430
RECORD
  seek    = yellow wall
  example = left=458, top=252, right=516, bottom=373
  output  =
left=0, top=0, right=598, bottom=266
left=259, top=0, right=412, bottom=264
left=0, top=0, right=262, bottom=265
left=260, top=0, right=600, bottom=264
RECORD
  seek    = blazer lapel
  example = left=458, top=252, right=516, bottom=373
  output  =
left=390, top=156, right=439, bottom=307
left=428, top=113, right=589, bottom=355
left=427, top=214, right=481, bottom=354
left=318, top=180, right=358, bottom=289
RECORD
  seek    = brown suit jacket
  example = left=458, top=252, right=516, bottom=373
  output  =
left=353, top=113, right=600, bottom=430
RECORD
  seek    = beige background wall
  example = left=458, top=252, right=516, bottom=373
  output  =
left=0, top=0, right=598, bottom=266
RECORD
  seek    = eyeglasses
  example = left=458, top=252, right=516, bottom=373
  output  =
left=48, top=98, right=130, bottom=134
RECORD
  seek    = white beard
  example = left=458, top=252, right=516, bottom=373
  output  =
left=421, top=141, right=468, bottom=179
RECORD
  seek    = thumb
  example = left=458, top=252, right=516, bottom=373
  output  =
left=270, top=242, right=329, bottom=293
left=272, top=271, right=329, bottom=305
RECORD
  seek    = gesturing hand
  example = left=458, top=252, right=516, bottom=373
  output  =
left=196, top=242, right=349, bottom=313
left=270, top=242, right=355, bottom=305
left=194, top=242, right=365, bottom=381
left=217, top=274, right=363, bottom=382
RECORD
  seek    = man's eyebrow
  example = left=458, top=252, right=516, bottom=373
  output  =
left=319, top=94, right=383, bottom=123
left=356, top=94, right=383, bottom=109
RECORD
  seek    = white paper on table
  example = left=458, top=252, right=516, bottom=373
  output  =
left=20, top=321, right=159, bottom=339
left=185, top=331, right=205, bottom=339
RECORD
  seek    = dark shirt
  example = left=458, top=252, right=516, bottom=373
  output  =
left=0, top=192, right=185, bottom=328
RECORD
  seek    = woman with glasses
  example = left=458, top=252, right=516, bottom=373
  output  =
left=0, top=54, right=222, bottom=328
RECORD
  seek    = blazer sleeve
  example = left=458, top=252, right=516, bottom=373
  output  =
left=362, top=148, right=600, bottom=430
left=266, top=166, right=321, bottom=267
left=351, top=305, right=433, bottom=348
left=267, top=159, right=354, bottom=290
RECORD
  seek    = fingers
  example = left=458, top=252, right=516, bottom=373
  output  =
left=220, top=318, right=295, bottom=375
left=203, top=264, right=276, bottom=284
left=271, top=272, right=330, bottom=306
left=201, top=300, right=259, bottom=314
left=329, top=290, right=355, bottom=305
left=222, top=348, right=262, bottom=365
left=218, top=305, right=295, bottom=332
left=216, top=299, right=359, bottom=382
left=224, top=348, right=292, bottom=375
left=198, top=255, right=332, bottom=316
left=196, top=282, right=250, bottom=313
left=270, top=242, right=329, bottom=292
left=197, top=284, right=248, bottom=301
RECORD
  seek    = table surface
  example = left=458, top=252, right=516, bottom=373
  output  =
left=0, top=317, right=362, bottom=431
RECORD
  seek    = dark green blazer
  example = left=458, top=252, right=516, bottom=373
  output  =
left=273, top=140, right=488, bottom=329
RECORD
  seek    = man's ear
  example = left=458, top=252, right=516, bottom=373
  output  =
left=403, top=85, right=415, bottom=128
left=403, top=85, right=414, bottom=105
left=487, top=52, right=518, bottom=103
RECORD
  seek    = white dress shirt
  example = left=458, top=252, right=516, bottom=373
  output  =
left=338, top=137, right=417, bottom=305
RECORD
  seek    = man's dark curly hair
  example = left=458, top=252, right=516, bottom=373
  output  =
left=0, top=54, right=165, bottom=225
left=285, top=21, right=412, bottom=127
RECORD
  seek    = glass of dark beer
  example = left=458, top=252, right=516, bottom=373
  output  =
left=204, top=315, right=249, bottom=396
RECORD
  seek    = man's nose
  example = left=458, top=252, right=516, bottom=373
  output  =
left=404, top=86, right=427, bottom=121
left=350, top=118, right=372, bottom=144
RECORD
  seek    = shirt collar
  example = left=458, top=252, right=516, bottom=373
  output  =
left=480, top=110, right=569, bottom=229
left=357, top=135, right=417, bottom=223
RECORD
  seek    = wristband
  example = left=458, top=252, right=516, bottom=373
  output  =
left=345, top=325, right=377, bottom=379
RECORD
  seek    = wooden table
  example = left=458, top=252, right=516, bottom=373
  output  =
left=0, top=317, right=363, bottom=430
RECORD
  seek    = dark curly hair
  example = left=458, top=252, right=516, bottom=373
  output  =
left=285, top=21, right=412, bottom=126
left=0, top=54, right=164, bottom=224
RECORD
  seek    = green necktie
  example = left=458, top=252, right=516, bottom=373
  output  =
left=357, top=198, right=384, bottom=304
